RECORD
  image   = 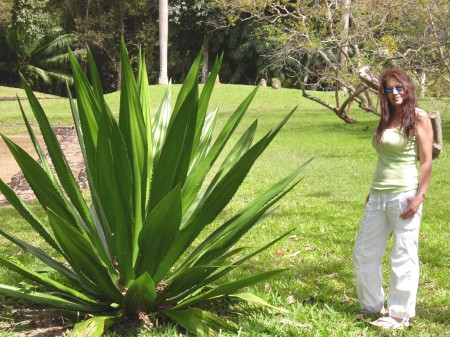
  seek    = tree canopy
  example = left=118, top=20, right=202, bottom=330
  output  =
left=0, top=0, right=448, bottom=104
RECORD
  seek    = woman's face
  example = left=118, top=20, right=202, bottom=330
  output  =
left=385, top=77, right=405, bottom=107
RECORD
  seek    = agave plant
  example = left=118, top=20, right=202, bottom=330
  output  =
left=0, top=42, right=310, bottom=335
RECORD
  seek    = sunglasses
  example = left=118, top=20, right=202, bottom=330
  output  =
left=385, top=85, right=404, bottom=94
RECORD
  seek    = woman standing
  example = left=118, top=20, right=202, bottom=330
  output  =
left=353, top=69, right=433, bottom=329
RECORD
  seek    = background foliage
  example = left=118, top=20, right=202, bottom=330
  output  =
left=0, top=0, right=449, bottom=97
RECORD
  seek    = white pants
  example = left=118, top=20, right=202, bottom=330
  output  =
left=353, top=190, right=422, bottom=320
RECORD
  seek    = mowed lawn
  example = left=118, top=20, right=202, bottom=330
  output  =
left=0, top=84, right=449, bottom=336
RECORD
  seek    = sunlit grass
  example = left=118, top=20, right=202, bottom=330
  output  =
left=0, top=85, right=449, bottom=336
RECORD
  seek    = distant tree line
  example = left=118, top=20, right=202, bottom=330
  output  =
left=0, top=0, right=278, bottom=95
left=0, top=0, right=448, bottom=114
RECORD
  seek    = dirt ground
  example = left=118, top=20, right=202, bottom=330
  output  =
left=0, top=126, right=86, bottom=205
left=0, top=134, right=41, bottom=182
left=0, top=127, right=86, bottom=335
left=0, top=307, right=70, bottom=337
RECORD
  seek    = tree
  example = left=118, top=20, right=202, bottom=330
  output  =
left=168, top=0, right=216, bottom=83
left=166, top=0, right=272, bottom=85
left=0, top=0, right=78, bottom=92
left=186, top=0, right=228, bottom=83
left=47, top=0, right=159, bottom=91
left=0, top=0, right=13, bottom=26
left=426, top=0, right=450, bottom=89
left=158, top=0, right=169, bottom=84
left=214, top=0, right=450, bottom=122
left=379, top=0, right=450, bottom=97
left=232, top=0, right=372, bottom=123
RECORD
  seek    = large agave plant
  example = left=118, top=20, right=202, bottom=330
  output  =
left=0, top=42, right=310, bottom=335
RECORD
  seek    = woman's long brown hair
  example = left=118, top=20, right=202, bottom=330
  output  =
left=374, top=69, right=418, bottom=144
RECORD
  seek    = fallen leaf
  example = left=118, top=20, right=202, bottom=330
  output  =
left=304, top=246, right=314, bottom=251
left=275, top=248, right=284, bottom=255
left=278, top=317, right=311, bottom=328
left=340, top=296, right=354, bottom=303
left=138, top=312, right=154, bottom=329
left=302, top=296, right=323, bottom=304
left=264, top=283, right=271, bottom=293
left=287, top=251, right=301, bottom=257
left=287, top=294, right=298, bottom=304
left=323, top=273, right=339, bottom=279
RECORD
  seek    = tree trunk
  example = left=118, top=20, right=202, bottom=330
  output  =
left=85, top=0, right=90, bottom=23
left=429, top=111, right=443, bottom=157
left=302, top=82, right=357, bottom=124
left=359, top=66, right=379, bottom=90
left=340, top=0, right=351, bottom=69
left=335, top=0, right=351, bottom=99
left=116, top=0, right=125, bottom=90
left=158, top=0, right=169, bottom=85
left=419, top=71, right=427, bottom=97
left=201, top=23, right=209, bottom=84
left=116, top=62, right=122, bottom=91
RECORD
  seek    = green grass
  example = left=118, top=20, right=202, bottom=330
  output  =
left=0, top=85, right=449, bottom=336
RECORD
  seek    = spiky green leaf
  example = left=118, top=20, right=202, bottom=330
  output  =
left=191, top=54, right=223, bottom=160
left=0, top=257, right=98, bottom=305
left=95, top=98, right=134, bottom=285
left=154, top=266, right=217, bottom=305
left=68, top=48, right=100, bottom=183
left=0, top=179, right=60, bottom=252
left=151, top=84, right=171, bottom=163
left=71, top=316, right=117, bottom=337
left=174, top=269, right=287, bottom=310
left=163, top=309, right=237, bottom=335
left=47, top=209, right=122, bottom=302
left=16, top=95, right=56, bottom=185
left=1, top=135, right=78, bottom=228
left=181, top=86, right=259, bottom=213
left=123, top=273, right=156, bottom=314
left=0, top=284, right=100, bottom=312
left=230, top=291, right=289, bottom=313
left=189, top=107, right=219, bottom=174
left=149, top=81, right=198, bottom=210
left=118, top=41, right=147, bottom=244
left=0, top=229, right=80, bottom=286
left=137, top=47, right=153, bottom=211
left=135, top=186, right=181, bottom=278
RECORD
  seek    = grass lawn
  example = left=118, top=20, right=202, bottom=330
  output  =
left=0, top=84, right=449, bottom=336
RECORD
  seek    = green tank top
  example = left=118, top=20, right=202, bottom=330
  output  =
left=371, top=127, right=418, bottom=193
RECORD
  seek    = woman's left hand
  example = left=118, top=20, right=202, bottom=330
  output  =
left=399, top=195, right=424, bottom=218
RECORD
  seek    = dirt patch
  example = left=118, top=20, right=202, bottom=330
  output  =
left=0, top=305, right=154, bottom=336
left=0, top=128, right=87, bottom=334
left=0, top=134, right=43, bottom=182
left=0, top=308, right=70, bottom=337
left=0, top=126, right=87, bottom=205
